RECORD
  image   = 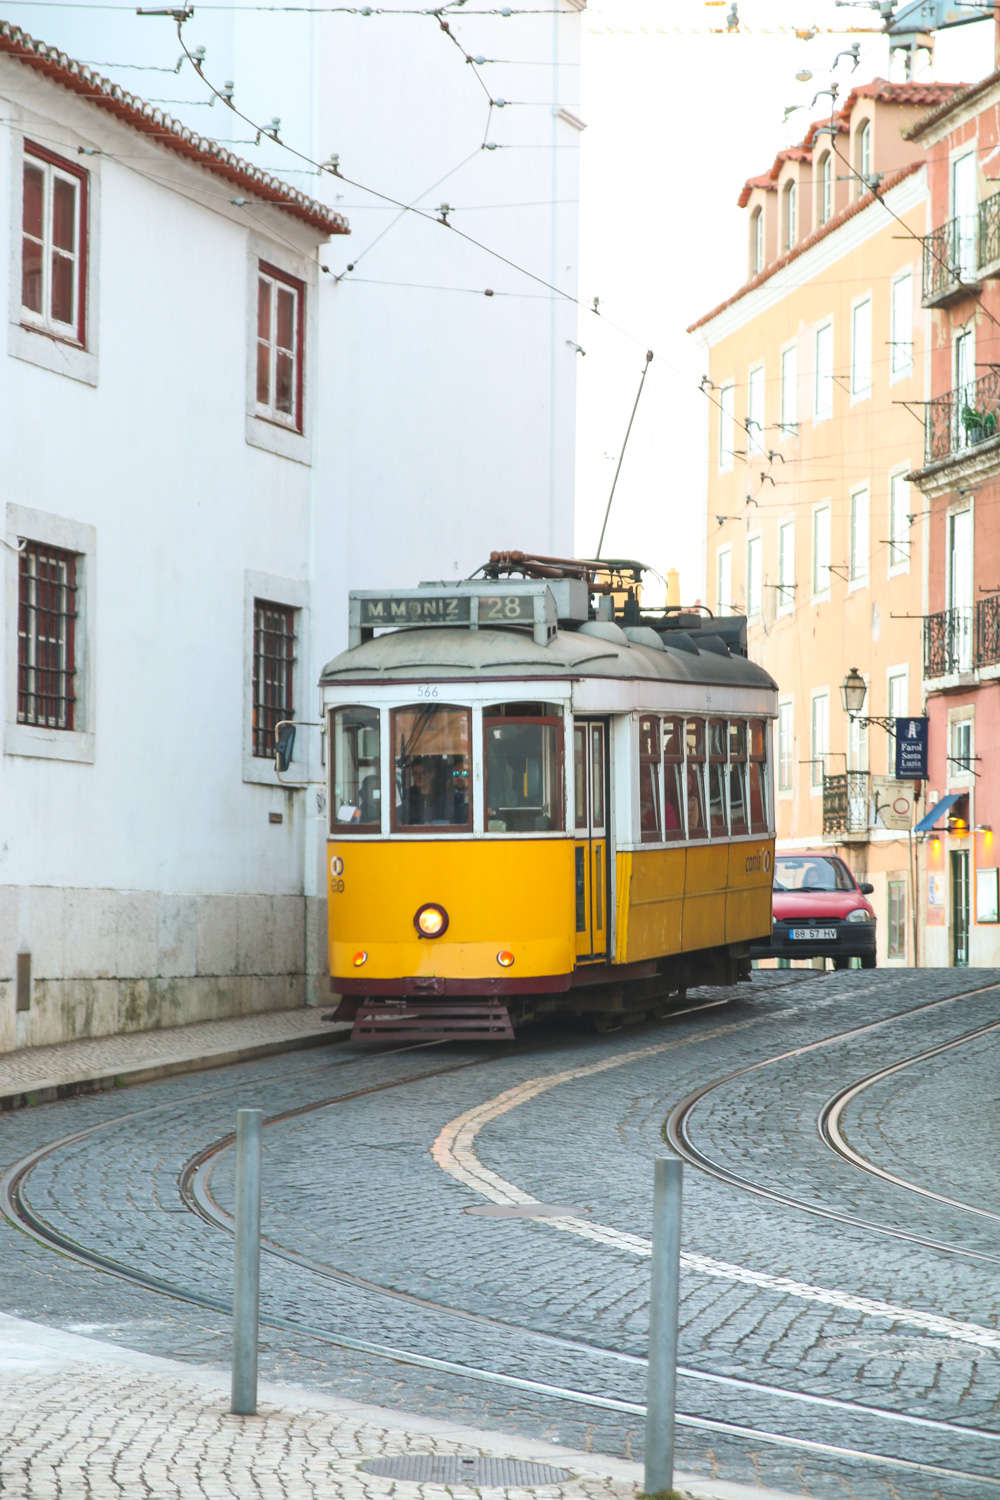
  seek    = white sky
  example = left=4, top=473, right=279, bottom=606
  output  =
left=573, top=0, right=995, bottom=599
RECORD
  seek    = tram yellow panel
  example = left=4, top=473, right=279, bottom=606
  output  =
left=614, top=849, right=685, bottom=963
left=680, top=846, right=729, bottom=952
left=328, top=839, right=576, bottom=981
left=725, top=839, right=775, bottom=944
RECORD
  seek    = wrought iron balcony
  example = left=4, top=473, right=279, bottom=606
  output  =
left=822, top=771, right=869, bottom=837
left=980, top=189, right=1000, bottom=273
left=925, top=367, right=1000, bottom=464
left=922, top=214, right=980, bottom=306
left=924, top=607, right=974, bottom=677
left=976, top=594, right=1000, bottom=668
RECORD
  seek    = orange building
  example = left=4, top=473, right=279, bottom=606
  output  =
left=689, top=81, right=963, bottom=967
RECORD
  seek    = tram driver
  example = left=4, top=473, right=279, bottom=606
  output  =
left=398, top=756, right=468, bottom=826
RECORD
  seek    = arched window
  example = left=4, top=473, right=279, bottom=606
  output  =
left=784, top=181, right=797, bottom=249
left=750, top=207, right=763, bottom=273
left=857, top=120, right=871, bottom=193
left=818, top=152, right=831, bottom=224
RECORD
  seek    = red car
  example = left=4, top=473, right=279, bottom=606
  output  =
left=750, top=852, right=877, bottom=969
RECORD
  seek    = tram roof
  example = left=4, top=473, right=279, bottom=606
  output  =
left=319, top=626, right=777, bottom=690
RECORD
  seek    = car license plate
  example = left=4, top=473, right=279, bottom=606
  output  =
left=790, top=928, right=837, bottom=941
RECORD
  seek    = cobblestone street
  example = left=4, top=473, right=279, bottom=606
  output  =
left=2, top=969, right=1000, bottom=1498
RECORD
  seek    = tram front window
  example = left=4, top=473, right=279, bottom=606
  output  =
left=485, top=702, right=563, bottom=833
left=330, top=705, right=381, bottom=830
left=392, top=704, right=471, bottom=831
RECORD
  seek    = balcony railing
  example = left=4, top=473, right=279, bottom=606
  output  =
left=925, top=367, right=1000, bottom=464
left=980, top=190, right=1000, bottom=271
left=977, top=594, right=1000, bottom=667
left=823, top=771, right=869, bottom=837
left=922, top=214, right=979, bottom=304
left=924, top=606, right=974, bottom=677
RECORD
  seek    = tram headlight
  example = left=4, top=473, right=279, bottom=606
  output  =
left=415, top=903, right=449, bottom=938
left=352, top=950, right=368, bottom=966
left=845, top=908, right=872, bottom=923
left=497, top=950, right=515, bottom=967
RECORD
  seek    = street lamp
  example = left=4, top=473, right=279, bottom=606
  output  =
left=841, top=667, right=867, bottom=716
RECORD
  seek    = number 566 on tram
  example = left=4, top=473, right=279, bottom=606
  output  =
left=316, top=556, right=778, bottom=1042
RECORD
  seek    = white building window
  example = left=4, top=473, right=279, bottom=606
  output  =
left=812, top=504, right=831, bottom=597
left=751, top=208, right=763, bottom=274
left=256, top=263, right=304, bottom=431
left=811, top=692, right=829, bottom=788
left=890, top=273, right=913, bottom=378
left=747, top=365, right=765, bottom=455
left=850, top=487, right=869, bottom=585
left=746, top=535, right=762, bottom=619
left=716, top=546, right=732, bottom=617
left=818, top=151, right=832, bottom=225
left=948, top=508, right=974, bottom=672
left=847, top=698, right=868, bottom=772
left=815, top=322, right=833, bottom=422
left=780, top=344, right=797, bottom=435
left=21, top=143, right=87, bottom=346
left=950, top=717, right=973, bottom=776
left=857, top=119, right=871, bottom=193
left=777, top=521, right=795, bottom=614
left=778, top=698, right=794, bottom=791
left=784, top=181, right=797, bottom=251
left=889, top=472, right=910, bottom=574
left=851, top=298, right=871, bottom=399
left=718, top=382, right=735, bottom=471
left=952, top=150, right=977, bottom=279
left=887, top=669, right=908, bottom=773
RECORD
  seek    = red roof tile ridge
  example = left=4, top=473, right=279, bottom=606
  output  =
left=905, top=68, right=999, bottom=139
left=0, top=19, right=348, bottom=235
left=689, top=161, right=921, bottom=336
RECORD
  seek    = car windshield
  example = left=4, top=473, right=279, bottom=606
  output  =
left=773, top=857, right=854, bottom=893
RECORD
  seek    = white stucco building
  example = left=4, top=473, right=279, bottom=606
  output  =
left=0, top=4, right=583, bottom=1050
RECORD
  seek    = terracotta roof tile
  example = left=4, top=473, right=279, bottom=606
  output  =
left=0, top=20, right=348, bottom=235
left=905, top=68, right=1000, bottom=139
left=689, top=162, right=921, bottom=335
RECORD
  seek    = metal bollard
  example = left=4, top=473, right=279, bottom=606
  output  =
left=644, top=1157, right=683, bottom=1496
left=231, top=1107, right=263, bottom=1416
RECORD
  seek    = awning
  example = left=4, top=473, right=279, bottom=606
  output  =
left=913, top=792, right=963, bottom=833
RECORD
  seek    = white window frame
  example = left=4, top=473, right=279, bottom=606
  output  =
left=716, top=545, right=732, bottom=617
left=784, top=180, right=797, bottom=251
left=244, top=233, right=314, bottom=466
left=849, top=484, right=870, bottom=589
left=886, top=666, right=909, bottom=775
left=255, top=264, right=302, bottom=431
left=947, top=704, right=975, bottom=789
left=4, top=503, right=95, bottom=764
left=747, top=364, right=765, bottom=455
left=243, top=570, right=311, bottom=785
left=818, top=151, right=832, bottom=225
left=814, top=321, right=833, bottom=423
left=777, top=520, right=795, bottom=616
left=777, top=697, right=794, bottom=795
left=780, top=342, right=797, bottom=437
left=718, top=381, right=735, bottom=472
left=20, top=148, right=85, bottom=343
left=857, top=119, right=871, bottom=192
left=751, top=207, right=763, bottom=274
left=746, top=533, right=762, bottom=620
left=890, top=270, right=914, bottom=382
left=812, top=502, right=831, bottom=601
left=888, top=469, right=910, bottom=576
left=810, top=690, right=829, bottom=793
left=951, top=146, right=978, bottom=280
left=847, top=686, right=868, bottom=772
left=851, top=295, right=872, bottom=401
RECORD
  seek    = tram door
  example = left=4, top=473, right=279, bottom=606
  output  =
left=574, top=720, right=608, bottom=960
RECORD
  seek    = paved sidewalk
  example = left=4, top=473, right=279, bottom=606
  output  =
left=0, top=1007, right=350, bottom=1110
left=0, top=1315, right=806, bottom=1500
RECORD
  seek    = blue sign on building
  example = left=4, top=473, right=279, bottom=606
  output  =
left=895, top=716, right=929, bottom=779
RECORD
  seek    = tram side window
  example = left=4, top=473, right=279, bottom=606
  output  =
left=748, top=718, right=769, bottom=834
left=485, top=702, right=563, bottom=833
left=662, top=717, right=684, bottom=840
left=639, top=715, right=661, bottom=842
left=392, top=704, right=471, bottom=831
left=708, top=719, right=728, bottom=837
left=330, top=706, right=381, bottom=831
left=729, top=721, right=750, bottom=836
left=685, top=718, right=708, bottom=839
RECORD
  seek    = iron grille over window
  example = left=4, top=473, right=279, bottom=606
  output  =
left=18, top=541, right=78, bottom=729
left=252, top=600, right=295, bottom=758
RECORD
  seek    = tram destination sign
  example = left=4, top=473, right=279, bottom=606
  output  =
left=358, top=594, right=534, bottom=627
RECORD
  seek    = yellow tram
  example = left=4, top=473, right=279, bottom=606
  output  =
left=320, top=556, right=777, bottom=1041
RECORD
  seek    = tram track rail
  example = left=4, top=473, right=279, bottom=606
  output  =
left=4, top=981, right=1000, bottom=1489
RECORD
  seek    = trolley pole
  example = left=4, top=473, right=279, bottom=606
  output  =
left=644, top=1157, right=683, bottom=1496
left=231, top=1107, right=262, bottom=1416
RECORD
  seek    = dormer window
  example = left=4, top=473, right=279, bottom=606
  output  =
left=856, top=120, right=871, bottom=194
left=784, top=181, right=797, bottom=250
left=751, top=206, right=763, bottom=274
left=817, top=152, right=831, bottom=224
